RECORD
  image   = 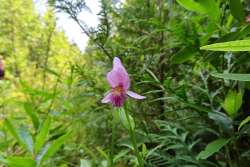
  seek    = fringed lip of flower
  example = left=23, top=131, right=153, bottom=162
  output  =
left=102, top=57, right=146, bottom=107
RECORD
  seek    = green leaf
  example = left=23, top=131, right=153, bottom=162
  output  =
left=6, top=157, right=36, bottom=167
left=177, top=0, right=220, bottom=21
left=198, top=0, right=220, bottom=22
left=200, top=40, right=250, bottom=51
left=208, top=112, right=233, bottom=133
left=118, top=108, right=135, bottom=130
left=238, top=116, right=250, bottom=130
left=0, top=155, right=8, bottom=164
left=43, top=67, right=61, bottom=78
left=142, top=143, right=148, bottom=157
left=20, top=81, right=58, bottom=101
left=5, top=119, right=20, bottom=143
left=80, top=159, right=91, bottom=167
left=222, top=90, right=243, bottom=118
left=96, top=147, right=109, bottom=160
left=171, top=47, right=197, bottom=64
left=197, top=138, right=229, bottom=160
left=176, top=0, right=206, bottom=14
left=113, top=150, right=129, bottom=162
left=18, top=126, right=34, bottom=154
left=38, top=133, right=70, bottom=164
left=0, top=140, right=11, bottom=150
left=212, top=73, right=250, bottom=81
left=5, top=119, right=34, bottom=154
left=23, top=102, right=39, bottom=130
left=145, top=69, right=160, bottom=83
left=229, top=0, right=245, bottom=22
left=35, top=117, right=51, bottom=154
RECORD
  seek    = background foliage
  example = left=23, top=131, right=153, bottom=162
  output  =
left=1, top=0, right=250, bottom=166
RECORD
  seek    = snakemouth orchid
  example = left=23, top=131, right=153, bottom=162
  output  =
left=102, top=57, right=145, bottom=107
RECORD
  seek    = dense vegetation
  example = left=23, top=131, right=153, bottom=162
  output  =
left=1, top=0, right=250, bottom=166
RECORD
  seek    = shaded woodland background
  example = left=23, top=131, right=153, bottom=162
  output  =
left=0, top=0, right=250, bottom=166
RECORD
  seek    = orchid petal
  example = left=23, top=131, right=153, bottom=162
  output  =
left=101, top=92, right=112, bottom=103
left=127, top=91, right=146, bottom=99
left=107, top=57, right=130, bottom=89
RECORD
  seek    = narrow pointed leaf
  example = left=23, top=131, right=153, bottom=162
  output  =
left=176, top=0, right=206, bottom=14
left=177, top=0, right=220, bottom=21
left=238, top=116, right=250, bottom=130
left=19, top=126, right=34, bottom=154
left=6, top=157, right=36, bottom=167
left=5, top=119, right=34, bottom=154
left=171, top=47, right=198, bottom=64
left=212, top=73, right=250, bottom=81
left=118, top=108, right=135, bottom=130
left=23, top=102, right=39, bottom=130
left=197, top=138, right=229, bottom=160
left=198, top=0, right=220, bottom=21
left=35, top=117, right=51, bottom=154
left=39, top=133, right=70, bottom=164
left=200, top=40, right=250, bottom=51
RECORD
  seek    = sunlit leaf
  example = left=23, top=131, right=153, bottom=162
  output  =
left=0, top=140, right=11, bottom=150
left=38, top=133, right=70, bottom=164
left=5, top=119, right=34, bottom=154
left=200, top=40, right=250, bottom=51
left=221, top=90, right=243, bottom=118
left=6, top=157, right=36, bottom=167
left=23, top=102, right=39, bottom=130
left=198, top=0, right=220, bottom=21
left=238, top=116, right=250, bottom=130
left=176, top=0, right=206, bottom=14
left=177, top=0, right=220, bottom=21
left=35, top=117, right=52, bottom=154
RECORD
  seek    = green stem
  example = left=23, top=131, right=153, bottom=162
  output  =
left=123, top=108, right=144, bottom=167
left=225, top=145, right=234, bottom=167
left=110, top=110, right=116, bottom=167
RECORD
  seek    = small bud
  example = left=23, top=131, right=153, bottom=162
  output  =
left=0, top=59, right=5, bottom=79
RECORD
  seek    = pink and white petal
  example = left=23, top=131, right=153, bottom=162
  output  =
left=106, top=57, right=130, bottom=89
left=113, top=57, right=123, bottom=68
left=101, top=92, right=112, bottom=103
left=127, top=90, right=146, bottom=99
left=113, top=57, right=130, bottom=89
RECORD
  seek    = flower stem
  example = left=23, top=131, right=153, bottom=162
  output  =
left=123, top=108, right=144, bottom=167
left=110, top=110, right=116, bottom=167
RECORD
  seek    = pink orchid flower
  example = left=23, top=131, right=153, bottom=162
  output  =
left=102, top=57, right=145, bottom=107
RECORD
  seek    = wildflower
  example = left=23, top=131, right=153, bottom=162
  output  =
left=0, top=59, right=4, bottom=79
left=102, top=57, right=145, bottom=107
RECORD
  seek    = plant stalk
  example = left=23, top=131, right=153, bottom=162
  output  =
left=110, top=110, right=116, bottom=167
left=123, top=108, right=144, bottom=167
